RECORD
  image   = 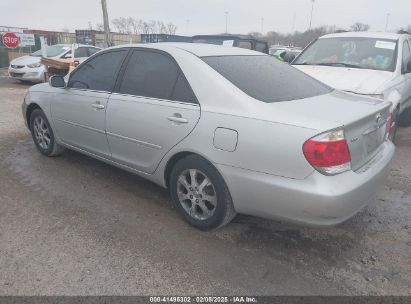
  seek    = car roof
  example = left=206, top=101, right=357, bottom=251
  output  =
left=53, top=44, right=101, bottom=49
left=320, top=31, right=407, bottom=40
left=110, top=42, right=265, bottom=57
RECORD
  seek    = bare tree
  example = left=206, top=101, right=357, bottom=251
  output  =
left=88, top=21, right=93, bottom=31
left=166, top=23, right=177, bottom=35
left=350, top=22, right=370, bottom=32
left=142, top=22, right=150, bottom=35
left=110, top=17, right=177, bottom=35
left=258, top=26, right=343, bottom=48
left=111, top=17, right=129, bottom=33
left=128, top=18, right=143, bottom=34
left=148, top=20, right=158, bottom=34
left=248, top=32, right=263, bottom=39
left=157, top=21, right=167, bottom=34
left=95, top=23, right=104, bottom=31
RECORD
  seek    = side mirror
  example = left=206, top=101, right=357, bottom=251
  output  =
left=283, top=52, right=296, bottom=63
left=49, top=75, right=65, bottom=88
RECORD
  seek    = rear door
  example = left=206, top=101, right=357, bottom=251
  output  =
left=106, top=49, right=200, bottom=173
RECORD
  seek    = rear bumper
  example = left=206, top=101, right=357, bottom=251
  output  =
left=217, top=140, right=395, bottom=226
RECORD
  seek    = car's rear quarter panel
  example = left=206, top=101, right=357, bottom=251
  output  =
left=163, top=111, right=317, bottom=180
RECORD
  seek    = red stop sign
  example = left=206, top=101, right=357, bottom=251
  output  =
left=2, top=32, right=20, bottom=48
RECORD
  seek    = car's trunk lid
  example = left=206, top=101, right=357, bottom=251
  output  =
left=261, top=90, right=391, bottom=171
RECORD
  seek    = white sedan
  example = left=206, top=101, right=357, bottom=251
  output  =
left=8, top=44, right=101, bottom=83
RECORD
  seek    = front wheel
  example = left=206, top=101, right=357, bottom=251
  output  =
left=29, top=109, right=64, bottom=156
left=169, top=155, right=236, bottom=230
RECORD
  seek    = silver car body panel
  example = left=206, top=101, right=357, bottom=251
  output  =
left=106, top=93, right=200, bottom=173
left=23, top=43, right=395, bottom=226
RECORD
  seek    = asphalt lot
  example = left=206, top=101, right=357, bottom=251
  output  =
left=0, top=75, right=410, bottom=296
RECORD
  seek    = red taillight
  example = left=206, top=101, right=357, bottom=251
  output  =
left=303, top=130, right=351, bottom=175
left=386, top=113, right=393, bottom=136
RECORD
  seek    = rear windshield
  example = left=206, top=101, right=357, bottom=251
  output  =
left=202, top=55, right=331, bottom=103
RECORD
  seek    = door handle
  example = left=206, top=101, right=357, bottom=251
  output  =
left=92, top=103, right=105, bottom=110
left=167, top=115, right=188, bottom=124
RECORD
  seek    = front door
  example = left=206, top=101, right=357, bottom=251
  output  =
left=51, top=49, right=129, bottom=157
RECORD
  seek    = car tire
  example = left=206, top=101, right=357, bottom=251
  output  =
left=169, top=155, right=236, bottom=230
left=29, top=109, right=64, bottom=157
left=398, top=106, right=411, bottom=127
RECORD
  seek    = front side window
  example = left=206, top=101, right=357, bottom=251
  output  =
left=68, top=50, right=128, bottom=91
left=294, top=37, right=398, bottom=72
left=119, top=50, right=197, bottom=103
left=203, top=55, right=331, bottom=103
left=402, top=40, right=411, bottom=73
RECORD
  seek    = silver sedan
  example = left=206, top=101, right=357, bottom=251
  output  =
left=22, top=43, right=395, bottom=230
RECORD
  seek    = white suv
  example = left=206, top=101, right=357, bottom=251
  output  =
left=292, top=31, right=411, bottom=138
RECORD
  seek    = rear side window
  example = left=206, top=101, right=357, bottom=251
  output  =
left=203, top=55, right=331, bottom=103
left=120, top=50, right=178, bottom=99
left=119, top=50, right=197, bottom=103
left=172, top=74, right=197, bottom=103
left=68, top=50, right=128, bottom=91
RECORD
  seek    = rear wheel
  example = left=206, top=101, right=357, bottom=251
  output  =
left=399, top=106, right=411, bottom=127
left=169, top=155, right=236, bottom=230
left=29, top=109, right=64, bottom=157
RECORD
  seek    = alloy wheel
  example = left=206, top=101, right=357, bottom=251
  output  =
left=176, top=169, right=217, bottom=221
left=33, top=116, right=51, bottom=150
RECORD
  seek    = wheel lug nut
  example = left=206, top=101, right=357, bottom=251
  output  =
left=190, top=195, right=193, bottom=199
left=195, top=199, right=199, bottom=203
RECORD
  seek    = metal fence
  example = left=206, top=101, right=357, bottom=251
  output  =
left=1, top=27, right=193, bottom=68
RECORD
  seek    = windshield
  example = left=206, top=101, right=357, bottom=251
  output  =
left=294, top=37, right=398, bottom=72
left=31, top=45, right=70, bottom=57
left=203, top=55, right=331, bottom=103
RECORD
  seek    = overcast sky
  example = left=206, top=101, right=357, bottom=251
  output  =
left=1, top=0, right=410, bottom=35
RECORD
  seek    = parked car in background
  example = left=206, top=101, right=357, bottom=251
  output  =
left=291, top=31, right=411, bottom=139
left=22, top=43, right=394, bottom=230
left=8, top=44, right=101, bottom=83
left=270, top=47, right=302, bottom=61
left=192, top=35, right=268, bottom=54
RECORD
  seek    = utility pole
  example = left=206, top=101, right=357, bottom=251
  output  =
left=385, top=13, right=390, bottom=31
left=308, top=0, right=315, bottom=30
left=225, top=11, right=228, bottom=34
left=101, top=0, right=111, bottom=47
